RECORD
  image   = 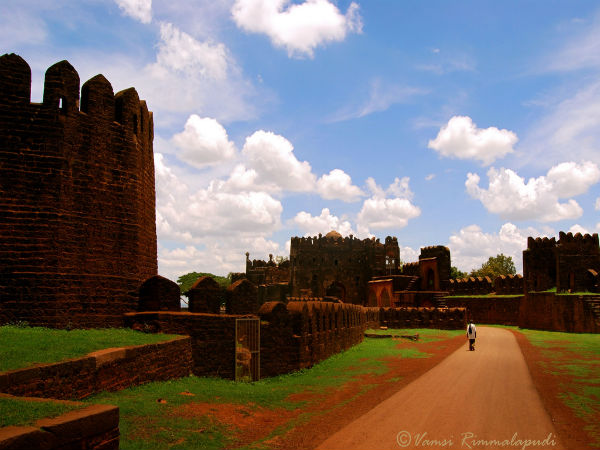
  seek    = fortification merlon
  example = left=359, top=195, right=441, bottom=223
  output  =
left=0, top=53, right=31, bottom=104
left=1, top=54, right=153, bottom=156
left=43, top=60, right=80, bottom=114
left=557, top=232, right=600, bottom=253
left=526, top=236, right=556, bottom=250
left=81, top=74, right=115, bottom=121
left=419, top=245, right=450, bottom=257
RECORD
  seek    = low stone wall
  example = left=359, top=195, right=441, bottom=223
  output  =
left=0, top=400, right=119, bottom=450
left=366, top=307, right=466, bottom=329
left=518, top=292, right=600, bottom=333
left=0, top=336, right=191, bottom=399
left=125, top=311, right=251, bottom=379
left=444, top=296, right=522, bottom=326
left=258, top=301, right=366, bottom=377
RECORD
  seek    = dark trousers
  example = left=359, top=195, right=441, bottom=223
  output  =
left=469, top=338, right=475, bottom=351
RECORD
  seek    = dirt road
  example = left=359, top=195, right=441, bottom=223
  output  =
left=316, top=327, right=562, bottom=450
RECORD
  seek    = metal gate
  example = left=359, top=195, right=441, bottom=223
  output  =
left=235, top=318, right=260, bottom=382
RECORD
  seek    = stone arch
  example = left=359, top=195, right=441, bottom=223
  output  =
left=426, top=268, right=435, bottom=289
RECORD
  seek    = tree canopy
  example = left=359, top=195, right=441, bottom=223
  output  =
left=470, top=254, right=517, bottom=279
left=450, top=266, right=468, bottom=279
left=177, top=272, right=231, bottom=295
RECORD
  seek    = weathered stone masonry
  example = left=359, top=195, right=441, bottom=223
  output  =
left=0, top=54, right=157, bottom=327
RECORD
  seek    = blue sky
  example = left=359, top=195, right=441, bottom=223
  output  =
left=3, top=0, right=600, bottom=280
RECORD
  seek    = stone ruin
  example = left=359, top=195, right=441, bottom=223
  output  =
left=288, top=232, right=400, bottom=304
left=245, top=233, right=455, bottom=309
left=0, top=54, right=157, bottom=328
left=523, top=232, right=600, bottom=293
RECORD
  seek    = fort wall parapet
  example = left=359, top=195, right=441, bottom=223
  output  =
left=448, top=277, right=494, bottom=295
left=258, top=300, right=366, bottom=376
left=0, top=336, right=191, bottom=399
left=443, top=296, right=521, bottom=325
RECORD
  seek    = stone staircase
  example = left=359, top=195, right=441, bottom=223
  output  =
left=434, top=293, right=448, bottom=308
left=405, top=276, right=419, bottom=291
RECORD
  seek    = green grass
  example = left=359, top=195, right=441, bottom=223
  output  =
left=518, top=328, right=600, bottom=448
left=86, top=328, right=460, bottom=450
left=557, top=292, right=600, bottom=296
left=0, top=325, right=181, bottom=372
left=0, top=397, right=85, bottom=427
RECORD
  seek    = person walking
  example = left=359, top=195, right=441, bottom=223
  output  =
left=467, top=321, right=477, bottom=351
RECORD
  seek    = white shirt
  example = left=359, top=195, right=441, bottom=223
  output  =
left=467, top=323, right=477, bottom=339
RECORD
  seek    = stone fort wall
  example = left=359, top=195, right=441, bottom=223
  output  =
left=0, top=54, right=157, bottom=327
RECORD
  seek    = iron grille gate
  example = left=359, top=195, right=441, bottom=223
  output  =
left=235, top=317, right=260, bottom=382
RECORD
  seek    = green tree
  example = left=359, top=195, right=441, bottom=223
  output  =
left=450, top=266, right=468, bottom=279
left=176, top=271, right=231, bottom=295
left=470, top=254, right=516, bottom=279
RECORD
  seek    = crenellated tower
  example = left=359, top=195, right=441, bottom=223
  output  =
left=0, top=54, right=157, bottom=327
left=556, top=232, right=600, bottom=292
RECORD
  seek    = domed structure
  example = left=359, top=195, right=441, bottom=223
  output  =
left=325, top=230, right=342, bottom=240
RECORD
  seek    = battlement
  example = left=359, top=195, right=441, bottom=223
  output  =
left=0, top=54, right=153, bottom=162
left=420, top=245, right=450, bottom=254
left=526, top=236, right=556, bottom=250
left=0, top=54, right=157, bottom=327
left=557, top=232, right=600, bottom=254
left=290, top=233, right=389, bottom=251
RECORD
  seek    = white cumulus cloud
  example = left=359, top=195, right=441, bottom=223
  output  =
left=568, top=224, right=591, bottom=235
left=152, top=22, right=229, bottom=80
left=172, top=115, right=236, bottom=168
left=400, top=246, right=420, bottom=264
left=357, top=177, right=420, bottom=230
left=465, top=162, right=600, bottom=222
left=242, top=130, right=316, bottom=192
left=155, top=153, right=282, bottom=241
left=546, top=161, right=600, bottom=197
left=316, top=169, right=364, bottom=202
left=231, top=0, right=362, bottom=58
left=428, top=116, right=518, bottom=166
left=291, top=208, right=357, bottom=237
left=448, top=223, right=544, bottom=274
left=115, top=0, right=152, bottom=24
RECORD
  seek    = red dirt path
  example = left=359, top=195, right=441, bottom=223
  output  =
left=316, top=327, right=562, bottom=450
left=273, top=334, right=466, bottom=450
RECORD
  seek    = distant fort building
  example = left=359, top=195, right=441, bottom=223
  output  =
left=288, top=231, right=400, bottom=304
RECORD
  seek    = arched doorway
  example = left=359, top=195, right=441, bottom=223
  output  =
left=426, top=269, right=435, bottom=290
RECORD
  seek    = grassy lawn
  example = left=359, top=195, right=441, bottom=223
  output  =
left=0, top=325, right=181, bottom=372
left=0, top=396, right=85, bottom=427
left=86, top=329, right=462, bottom=450
left=518, top=328, right=600, bottom=448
